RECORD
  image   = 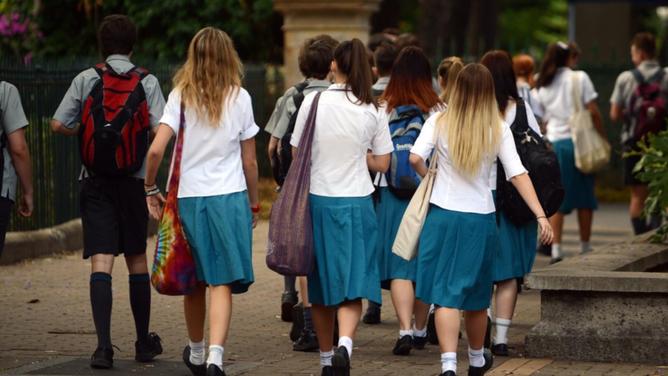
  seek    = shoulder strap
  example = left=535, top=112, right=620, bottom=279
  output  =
left=571, top=71, right=583, bottom=112
left=512, top=99, right=529, bottom=132
left=631, top=68, right=645, bottom=85
left=648, top=68, right=664, bottom=84
left=294, top=81, right=309, bottom=93
left=167, top=103, right=186, bottom=195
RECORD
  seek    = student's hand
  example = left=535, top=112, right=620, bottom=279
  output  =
left=18, top=192, right=33, bottom=217
left=538, top=217, right=554, bottom=245
left=146, top=194, right=166, bottom=220
left=252, top=212, right=259, bottom=229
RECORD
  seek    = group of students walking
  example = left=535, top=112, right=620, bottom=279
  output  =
left=0, top=12, right=664, bottom=376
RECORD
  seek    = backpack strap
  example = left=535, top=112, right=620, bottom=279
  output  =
left=511, top=98, right=530, bottom=132
left=647, top=68, right=665, bottom=84
left=631, top=68, right=645, bottom=85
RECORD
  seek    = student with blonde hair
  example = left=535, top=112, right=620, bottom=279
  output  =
left=291, top=38, right=393, bottom=376
left=144, top=27, right=259, bottom=376
left=437, top=57, right=464, bottom=104
left=410, top=64, right=553, bottom=376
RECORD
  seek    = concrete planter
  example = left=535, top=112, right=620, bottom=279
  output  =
left=525, top=238, right=668, bottom=364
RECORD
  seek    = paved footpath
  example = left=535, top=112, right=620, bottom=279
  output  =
left=0, top=207, right=666, bottom=376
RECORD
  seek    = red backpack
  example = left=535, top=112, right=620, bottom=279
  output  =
left=626, top=68, right=667, bottom=145
left=80, top=63, right=150, bottom=176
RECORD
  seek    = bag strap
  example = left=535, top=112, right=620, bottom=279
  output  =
left=571, top=71, right=583, bottom=112
left=631, top=68, right=645, bottom=85
left=291, top=92, right=323, bottom=185
left=167, top=103, right=186, bottom=196
left=426, top=115, right=442, bottom=174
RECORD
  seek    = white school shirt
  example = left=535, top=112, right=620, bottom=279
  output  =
left=489, top=101, right=542, bottom=190
left=290, top=84, right=394, bottom=197
left=411, top=113, right=527, bottom=214
left=159, top=88, right=259, bottom=198
left=535, top=68, right=598, bottom=142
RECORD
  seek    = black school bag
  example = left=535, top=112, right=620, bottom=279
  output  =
left=272, top=81, right=309, bottom=186
left=496, top=99, right=564, bottom=225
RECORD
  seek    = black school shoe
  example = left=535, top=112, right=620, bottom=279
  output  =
left=468, top=349, right=494, bottom=376
left=441, top=372, right=456, bottom=376
left=427, top=311, right=438, bottom=344
left=206, top=364, right=226, bottom=376
left=392, top=335, right=412, bottom=355
left=331, top=346, right=351, bottom=376
left=183, top=346, right=207, bottom=376
left=293, top=329, right=319, bottom=352
left=321, top=366, right=334, bottom=376
left=491, top=343, right=509, bottom=357
left=362, top=305, right=381, bottom=324
left=290, top=303, right=304, bottom=342
left=412, top=334, right=428, bottom=349
left=135, top=332, right=163, bottom=362
left=281, top=291, right=298, bottom=322
left=90, top=347, right=114, bottom=369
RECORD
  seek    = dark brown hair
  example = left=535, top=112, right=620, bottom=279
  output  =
left=374, top=41, right=398, bottom=77
left=298, top=34, right=339, bottom=79
left=480, top=50, right=520, bottom=114
left=382, top=47, right=441, bottom=113
left=334, top=39, right=376, bottom=107
left=632, top=32, right=656, bottom=58
left=396, top=33, right=420, bottom=51
left=98, top=15, right=137, bottom=58
left=536, top=42, right=570, bottom=88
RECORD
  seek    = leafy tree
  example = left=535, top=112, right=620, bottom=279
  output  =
left=633, top=130, right=668, bottom=243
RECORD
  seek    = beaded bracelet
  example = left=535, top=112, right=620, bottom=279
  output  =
left=145, top=187, right=161, bottom=197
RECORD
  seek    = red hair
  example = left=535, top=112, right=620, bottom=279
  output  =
left=382, top=47, right=441, bottom=113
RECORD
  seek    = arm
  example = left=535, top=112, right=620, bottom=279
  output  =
left=610, top=103, right=623, bottom=123
left=144, top=124, right=174, bottom=219
left=268, top=136, right=279, bottom=166
left=367, top=152, right=390, bottom=173
left=510, top=173, right=554, bottom=245
left=241, top=138, right=259, bottom=228
left=409, top=153, right=428, bottom=178
left=587, top=100, right=607, bottom=140
left=49, top=119, right=79, bottom=136
left=7, top=129, right=33, bottom=216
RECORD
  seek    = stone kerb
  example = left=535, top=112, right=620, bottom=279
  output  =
left=525, top=238, right=668, bottom=364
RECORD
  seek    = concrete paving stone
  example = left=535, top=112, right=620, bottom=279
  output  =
left=1, top=217, right=665, bottom=375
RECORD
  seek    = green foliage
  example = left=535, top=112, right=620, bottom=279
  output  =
left=0, top=0, right=43, bottom=61
left=498, top=0, right=568, bottom=58
left=632, top=130, right=668, bottom=243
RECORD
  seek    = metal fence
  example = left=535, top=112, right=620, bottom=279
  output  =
left=0, top=59, right=283, bottom=231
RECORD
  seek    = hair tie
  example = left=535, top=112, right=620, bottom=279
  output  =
left=557, top=41, right=569, bottom=50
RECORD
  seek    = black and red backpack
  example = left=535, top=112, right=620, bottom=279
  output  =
left=79, top=63, right=150, bottom=177
left=625, top=68, right=668, bottom=145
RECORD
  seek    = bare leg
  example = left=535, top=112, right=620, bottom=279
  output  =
left=577, top=209, right=593, bottom=243
left=549, top=213, right=564, bottom=245
left=298, top=276, right=311, bottom=308
left=463, top=310, right=488, bottom=350
left=630, top=185, right=649, bottom=219
left=390, top=279, right=415, bottom=331
left=312, top=304, right=336, bottom=352
left=337, top=300, right=363, bottom=339
left=91, top=253, right=115, bottom=274
left=413, top=299, right=430, bottom=331
left=184, top=284, right=207, bottom=342
left=494, top=279, right=518, bottom=320
left=435, top=307, right=460, bottom=353
left=208, top=285, right=232, bottom=346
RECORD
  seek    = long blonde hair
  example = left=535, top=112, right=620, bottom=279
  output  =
left=437, top=56, right=464, bottom=103
left=173, top=27, right=243, bottom=126
left=438, top=63, right=502, bottom=179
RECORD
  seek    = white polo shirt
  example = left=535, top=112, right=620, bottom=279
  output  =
left=411, top=112, right=527, bottom=214
left=291, top=84, right=394, bottom=197
left=535, top=68, right=598, bottom=142
left=159, top=88, right=259, bottom=198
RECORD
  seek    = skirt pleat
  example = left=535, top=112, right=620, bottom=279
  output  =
left=553, top=138, right=598, bottom=214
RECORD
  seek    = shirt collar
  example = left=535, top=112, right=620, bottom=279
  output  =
left=639, top=60, right=660, bottom=69
left=105, top=54, right=131, bottom=63
left=329, top=83, right=348, bottom=90
left=307, top=79, right=332, bottom=88
left=375, top=76, right=390, bottom=86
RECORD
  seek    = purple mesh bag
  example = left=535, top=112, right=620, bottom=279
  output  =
left=266, top=92, right=322, bottom=276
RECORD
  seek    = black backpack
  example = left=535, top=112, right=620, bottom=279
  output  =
left=496, top=99, right=564, bottom=225
left=272, top=81, right=309, bottom=186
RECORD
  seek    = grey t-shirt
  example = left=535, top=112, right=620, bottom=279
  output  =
left=610, top=60, right=668, bottom=143
left=52, top=54, right=166, bottom=179
left=269, top=79, right=331, bottom=139
left=0, top=81, right=29, bottom=201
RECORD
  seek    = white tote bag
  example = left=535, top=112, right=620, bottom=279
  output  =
left=570, top=71, right=610, bottom=174
left=392, top=125, right=440, bottom=261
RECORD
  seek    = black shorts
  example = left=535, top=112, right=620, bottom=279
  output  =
left=623, top=146, right=644, bottom=186
left=0, top=197, right=14, bottom=257
left=80, top=177, right=148, bottom=259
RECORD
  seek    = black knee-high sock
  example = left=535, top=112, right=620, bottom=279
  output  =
left=90, top=272, right=113, bottom=349
left=631, top=217, right=648, bottom=235
left=284, top=275, right=296, bottom=293
left=129, top=273, right=151, bottom=343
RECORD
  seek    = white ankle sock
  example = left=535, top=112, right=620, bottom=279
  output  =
left=468, top=347, right=485, bottom=368
left=399, top=329, right=413, bottom=338
left=207, top=345, right=224, bottom=370
left=581, top=241, right=592, bottom=254
left=189, top=340, right=206, bottom=365
left=493, top=318, right=511, bottom=345
left=320, top=350, right=334, bottom=367
left=338, top=336, right=353, bottom=359
left=440, top=352, right=457, bottom=373
left=551, top=243, right=561, bottom=259
left=413, top=324, right=427, bottom=338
